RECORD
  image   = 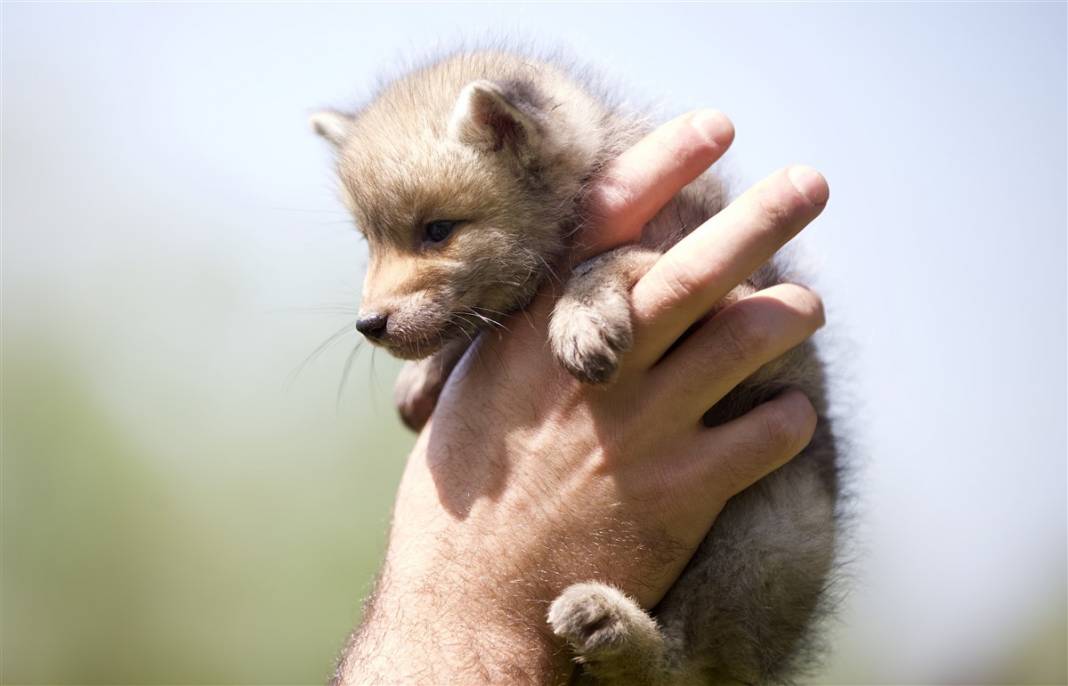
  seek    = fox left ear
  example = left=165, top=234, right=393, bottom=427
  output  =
left=310, top=110, right=353, bottom=148
left=448, top=80, right=541, bottom=158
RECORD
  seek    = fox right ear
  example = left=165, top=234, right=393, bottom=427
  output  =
left=310, top=110, right=353, bottom=147
left=448, top=80, right=540, bottom=159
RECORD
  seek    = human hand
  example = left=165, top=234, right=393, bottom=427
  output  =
left=334, top=111, right=829, bottom=685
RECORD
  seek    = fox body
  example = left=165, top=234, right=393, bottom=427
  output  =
left=314, top=50, right=840, bottom=685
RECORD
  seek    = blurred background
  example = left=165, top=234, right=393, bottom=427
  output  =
left=2, top=2, right=1065, bottom=684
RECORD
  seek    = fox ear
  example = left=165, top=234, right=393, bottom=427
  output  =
left=448, top=80, right=540, bottom=157
left=310, top=110, right=353, bottom=147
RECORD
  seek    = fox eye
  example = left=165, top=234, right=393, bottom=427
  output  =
left=423, top=220, right=460, bottom=244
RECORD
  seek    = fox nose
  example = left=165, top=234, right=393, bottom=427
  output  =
left=355, top=313, right=389, bottom=340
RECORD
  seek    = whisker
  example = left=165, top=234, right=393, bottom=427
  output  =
left=472, top=307, right=512, bottom=337
left=472, top=305, right=511, bottom=318
left=448, top=314, right=476, bottom=344
left=463, top=307, right=507, bottom=332
left=479, top=277, right=525, bottom=289
left=454, top=314, right=476, bottom=339
left=270, top=304, right=361, bottom=316
left=370, top=346, right=380, bottom=394
left=335, top=341, right=363, bottom=412
left=520, top=308, right=538, bottom=332
left=288, top=321, right=359, bottom=388
left=533, top=251, right=560, bottom=285
left=435, top=330, right=449, bottom=375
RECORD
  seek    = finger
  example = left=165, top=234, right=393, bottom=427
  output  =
left=628, top=165, right=829, bottom=369
left=574, top=110, right=735, bottom=261
left=681, top=389, right=818, bottom=502
left=648, top=284, right=825, bottom=420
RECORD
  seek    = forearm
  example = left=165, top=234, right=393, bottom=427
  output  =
left=334, top=452, right=573, bottom=685
left=333, top=558, right=571, bottom=685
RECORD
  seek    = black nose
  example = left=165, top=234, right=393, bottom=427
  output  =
left=355, top=313, right=389, bottom=340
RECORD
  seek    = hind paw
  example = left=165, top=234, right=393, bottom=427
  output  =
left=548, top=583, right=641, bottom=657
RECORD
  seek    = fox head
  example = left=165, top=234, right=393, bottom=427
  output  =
left=313, top=63, right=606, bottom=359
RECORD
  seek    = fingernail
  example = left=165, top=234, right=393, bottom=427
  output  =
left=787, top=165, right=829, bottom=206
left=691, top=109, right=734, bottom=148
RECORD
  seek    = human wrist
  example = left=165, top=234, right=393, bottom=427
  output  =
left=336, top=547, right=570, bottom=684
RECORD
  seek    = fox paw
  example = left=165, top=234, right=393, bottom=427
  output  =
left=549, top=294, right=632, bottom=385
left=548, top=583, right=639, bottom=657
left=393, top=359, right=443, bottom=431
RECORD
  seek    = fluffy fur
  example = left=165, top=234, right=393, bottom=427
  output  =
left=314, top=49, right=842, bottom=685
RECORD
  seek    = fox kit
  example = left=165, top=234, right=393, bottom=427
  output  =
left=313, top=50, right=841, bottom=685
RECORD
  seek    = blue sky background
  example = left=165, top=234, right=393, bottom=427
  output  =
left=3, top=2, right=1065, bottom=683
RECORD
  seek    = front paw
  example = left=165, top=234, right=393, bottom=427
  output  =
left=549, top=295, right=633, bottom=385
left=393, top=360, right=442, bottom=431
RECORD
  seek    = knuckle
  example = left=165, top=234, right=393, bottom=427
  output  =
left=719, top=306, right=769, bottom=363
left=588, top=174, right=635, bottom=220
left=660, top=260, right=703, bottom=305
left=791, top=286, right=826, bottom=329
left=761, top=403, right=801, bottom=452
left=715, top=450, right=753, bottom=493
left=761, top=395, right=816, bottom=454
left=753, top=191, right=793, bottom=236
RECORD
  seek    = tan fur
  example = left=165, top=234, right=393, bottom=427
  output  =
left=315, top=47, right=843, bottom=686
left=549, top=247, right=660, bottom=384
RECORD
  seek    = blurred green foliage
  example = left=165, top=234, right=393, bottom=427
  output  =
left=3, top=329, right=412, bottom=683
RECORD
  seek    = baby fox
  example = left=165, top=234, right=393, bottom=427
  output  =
left=313, top=50, right=841, bottom=685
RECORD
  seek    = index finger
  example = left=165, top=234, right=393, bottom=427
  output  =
left=574, top=109, right=735, bottom=261
left=628, top=165, right=829, bottom=369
